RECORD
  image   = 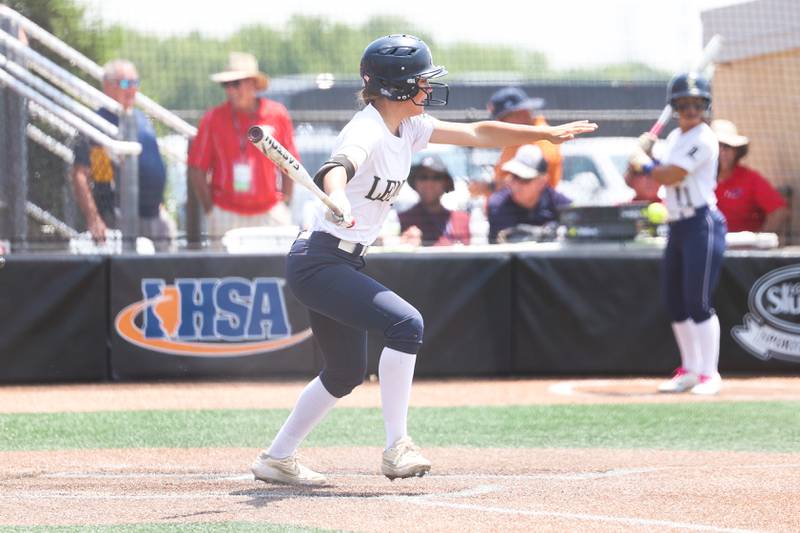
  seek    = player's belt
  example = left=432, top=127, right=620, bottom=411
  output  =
left=298, top=230, right=369, bottom=257
left=669, top=205, right=709, bottom=223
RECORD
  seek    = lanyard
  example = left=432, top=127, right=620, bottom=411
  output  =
left=231, top=105, right=258, bottom=156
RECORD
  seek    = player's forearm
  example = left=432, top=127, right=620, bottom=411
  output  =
left=762, top=207, right=789, bottom=233
left=469, top=121, right=555, bottom=147
left=650, top=165, right=688, bottom=186
left=71, top=166, right=101, bottom=221
left=322, top=166, right=348, bottom=194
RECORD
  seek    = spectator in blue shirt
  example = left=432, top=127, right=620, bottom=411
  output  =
left=487, top=144, right=571, bottom=243
left=72, top=59, right=175, bottom=251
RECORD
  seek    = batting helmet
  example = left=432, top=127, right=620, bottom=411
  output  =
left=360, top=34, right=449, bottom=106
left=667, top=72, right=711, bottom=107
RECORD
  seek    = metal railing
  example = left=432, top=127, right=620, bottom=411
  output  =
left=0, top=5, right=198, bottom=252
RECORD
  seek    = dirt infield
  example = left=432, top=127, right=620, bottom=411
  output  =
left=2, top=376, right=799, bottom=412
left=1, top=377, right=799, bottom=532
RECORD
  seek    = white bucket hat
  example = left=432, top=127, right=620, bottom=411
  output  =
left=711, top=119, right=749, bottom=147
left=211, top=52, right=269, bottom=90
left=501, top=145, right=548, bottom=179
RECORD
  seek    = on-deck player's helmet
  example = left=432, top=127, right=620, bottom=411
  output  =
left=667, top=72, right=712, bottom=108
left=360, top=34, right=449, bottom=106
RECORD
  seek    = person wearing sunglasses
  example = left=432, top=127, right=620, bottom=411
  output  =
left=628, top=72, right=726, bottom=396
left=398, top=155, right=470, bottom=246
left=188, top=52, right=297, bottom=247
left=72, top=59, right=175, bottom=251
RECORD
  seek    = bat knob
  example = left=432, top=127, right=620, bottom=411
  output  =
left=247, top=126, right=264, bottom=144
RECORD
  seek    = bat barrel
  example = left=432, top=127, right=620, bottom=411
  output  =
left=247, top=126, right=265, bottom=144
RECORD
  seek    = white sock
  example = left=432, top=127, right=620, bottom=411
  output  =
left=379, top=347, right=417, bottom=449
left=695, top=314, right=721, bottom=377
left=267, top=376, right=338, bottom=459
left=672, top=320, right=700, bottom=374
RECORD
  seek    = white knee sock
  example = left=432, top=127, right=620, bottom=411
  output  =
left=695, top=314, right=721, bottom=377
left=267, top=376, right=338, bottom=459
left=379, top=347, right=417, bottom=449
left=672, top=320, right=700, bottom=374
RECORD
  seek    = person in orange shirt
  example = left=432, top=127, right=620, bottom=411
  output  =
left=487, top=87, right=563, bottom=192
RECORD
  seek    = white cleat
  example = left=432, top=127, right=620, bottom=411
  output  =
left=658, top=367, right=700, bottom=393
left=382, top=436, right=431, bottom=481
left=251, top=451, right=327, bottom=486
left=691, top=373, right=722, bottom=396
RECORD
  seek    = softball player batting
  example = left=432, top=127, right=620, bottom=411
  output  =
left=629, top=72, right=726, bottom=396
left=251, top=34, right=597, bottom=486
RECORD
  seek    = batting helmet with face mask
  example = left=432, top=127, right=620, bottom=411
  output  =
left=360, top=34, right=449, bottom=106
left=667, top=72, right=712, bottom=109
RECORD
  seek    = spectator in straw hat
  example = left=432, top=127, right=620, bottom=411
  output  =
left=713, top=119, right=788, bottom=233
left=189, top=52, right=297, bottom=244
left=398, top=155, right=470, bottom=246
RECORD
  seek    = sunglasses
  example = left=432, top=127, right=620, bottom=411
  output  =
left=674, top=101, right=707, bottom=112
left=114, top=78, right=140, bottom=90
left=221, top=79, right=243, bottom=88
left=416, top=173, right=447, bottom=182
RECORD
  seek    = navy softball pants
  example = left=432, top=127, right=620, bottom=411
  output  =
left=662, top=206, right=727, bottom=323
left=285, top=231, right=424, bottom=398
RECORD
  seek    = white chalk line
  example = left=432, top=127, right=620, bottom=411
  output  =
left=381, top=496, right=762, bottom=533
left=2, top=474, right=766, bottom=533
left=39, top=467, right=660, bottom=482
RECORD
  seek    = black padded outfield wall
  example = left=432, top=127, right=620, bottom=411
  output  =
left=513, top=250, right=800, bottom=375
left=0, top=255, right=108, bottom=382
left=363, top=252, right=513, bottom=377
left=109, top=254, right=317, bottom=380
left=108, top=252, right=512, bottom=381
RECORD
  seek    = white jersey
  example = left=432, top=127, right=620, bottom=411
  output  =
left=661, top=122, right=719, bottom=221
left=310, top=104, right=434, bottom=245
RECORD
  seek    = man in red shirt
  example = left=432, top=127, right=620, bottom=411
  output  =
left=189, top=52, right=297, bottom=244
left=713, top=119, right=788, bottom=233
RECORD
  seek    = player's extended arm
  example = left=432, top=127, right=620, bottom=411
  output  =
left=429, top=119, right=597, bottom=147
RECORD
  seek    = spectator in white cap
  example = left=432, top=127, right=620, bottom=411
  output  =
left=487, top=144, right=571, bottom=243
left=713, top=119, right=788, bottom=234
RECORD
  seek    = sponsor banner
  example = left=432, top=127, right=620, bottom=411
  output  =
left=0, top=255, right=108, bottom=382
left=732, top=265, right=800, bottom=364
left=110, top=254, right=316, bottom=380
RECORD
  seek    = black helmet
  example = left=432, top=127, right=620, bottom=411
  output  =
left=668, top=72, right=712, bottom=107
left=360, top=34, right=449, bottom=106
left=408, top=154, right=454, bottom=192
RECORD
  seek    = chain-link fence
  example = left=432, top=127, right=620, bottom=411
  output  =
left=1, top=0, right=798, bottom=252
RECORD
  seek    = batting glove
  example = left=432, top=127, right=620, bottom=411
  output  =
left=325, top=188, right=356, bottom=228
left=628, top=146, right=658, bottom=175
left=637, top=132, right=657, bottom=156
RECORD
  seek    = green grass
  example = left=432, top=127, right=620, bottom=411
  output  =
left=1, top=403, right=798, bottom=453
left=0, top=524, right=342, bottom=533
